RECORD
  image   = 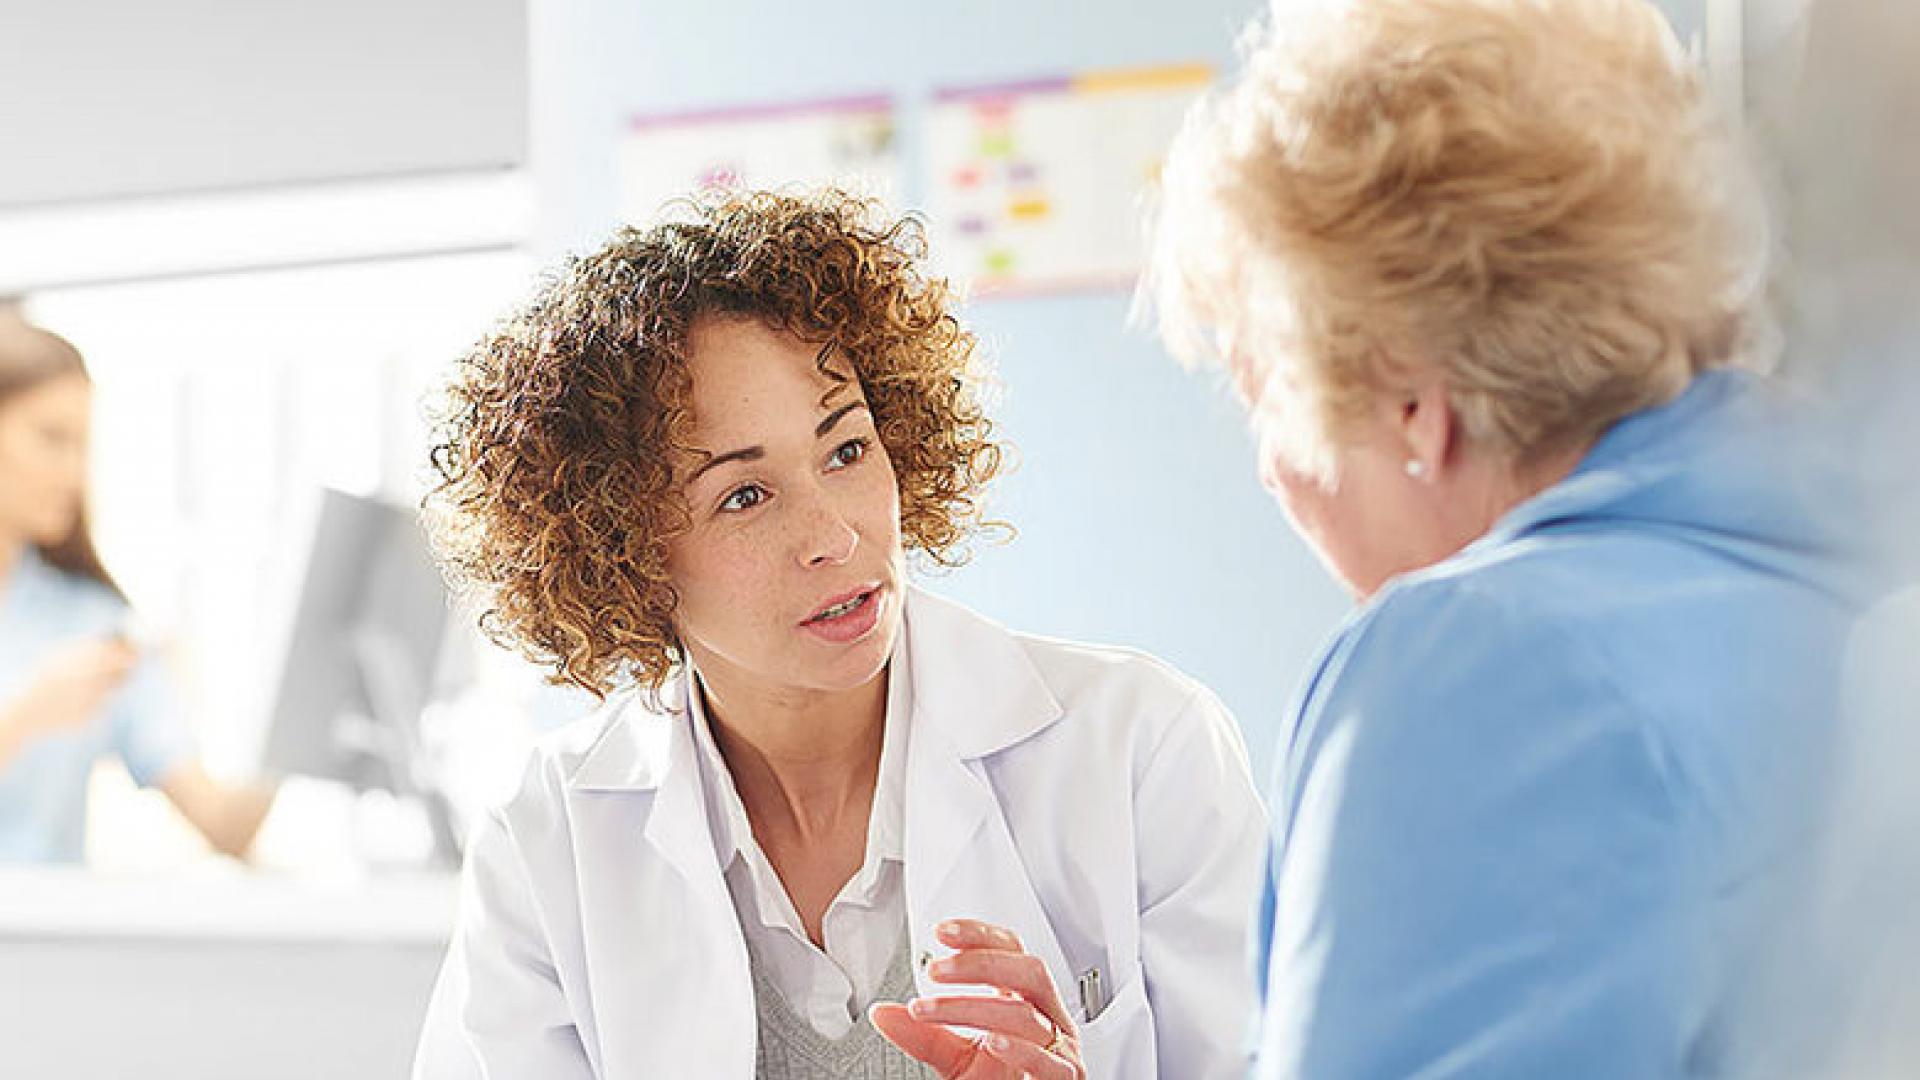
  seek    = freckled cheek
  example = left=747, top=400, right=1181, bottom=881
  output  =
left=854, top=456, right=905, bottom=549
left=840, top=451, right=898, bottom=541
left=669, top=534, right=780, bottom=637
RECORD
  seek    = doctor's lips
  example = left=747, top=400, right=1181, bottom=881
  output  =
left=800, top=584, right=886, bottom=644
left=802, top=584, right=881, bottom=626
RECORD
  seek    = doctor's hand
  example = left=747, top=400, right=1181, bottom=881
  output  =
left=870, top=919, right=1085, bottom=1080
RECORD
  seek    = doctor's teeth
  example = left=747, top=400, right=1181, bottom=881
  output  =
left=819, top=595, right=863, bottom=619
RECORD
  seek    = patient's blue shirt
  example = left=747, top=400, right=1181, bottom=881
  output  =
left=1250, top=371, right=1873, bottom=1077
left=0, top=548, right=193, bottom=863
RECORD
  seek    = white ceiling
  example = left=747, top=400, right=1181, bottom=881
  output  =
left=0, top=0, right=527, bottom=209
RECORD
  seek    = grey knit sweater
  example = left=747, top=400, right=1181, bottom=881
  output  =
left=748, top=928, right=939, bottom=1080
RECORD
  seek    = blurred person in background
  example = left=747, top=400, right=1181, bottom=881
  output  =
left=0, top=317, right=275, bottom=863
left=1147, top=0, right=1882, bottom=1074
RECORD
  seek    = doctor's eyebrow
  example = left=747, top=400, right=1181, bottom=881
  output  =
left=815, top=401, right=867, bottom=438
left=686, top=446, right=764, bottom=484
left=684, top=401, right=871, bottom=485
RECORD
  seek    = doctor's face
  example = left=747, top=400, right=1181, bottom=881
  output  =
left=665, top=317, right=905, bottom=701
left=0, top=373, right=91, bottom=548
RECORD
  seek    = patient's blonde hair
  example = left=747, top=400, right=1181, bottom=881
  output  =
left=1148, top=0, right=1762, bottom=482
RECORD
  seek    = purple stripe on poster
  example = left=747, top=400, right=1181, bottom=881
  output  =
left=630, top=93, right=892, bottom=131
left=932, top=77, right=1073, bottom=103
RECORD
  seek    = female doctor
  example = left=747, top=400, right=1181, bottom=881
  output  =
left=414, top=189, right=1267, bottom=1079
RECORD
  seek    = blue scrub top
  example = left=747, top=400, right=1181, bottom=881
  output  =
left=1250, top=371, right=1874, bottom=1078
left=0, top=548, right=194, bottom=863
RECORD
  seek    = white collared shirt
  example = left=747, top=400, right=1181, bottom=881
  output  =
left=687, top=646, right=912, bottom=1040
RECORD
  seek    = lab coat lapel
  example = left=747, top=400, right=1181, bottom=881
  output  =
left=568, top=686, right=756, bottom=1078
left=900, top=589, right=1077, bottom=1004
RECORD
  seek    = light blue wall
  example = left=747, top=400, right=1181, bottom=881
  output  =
left=528, top=0, right=1707, bottom=781
left=932, top=292, right=1349, bottom=786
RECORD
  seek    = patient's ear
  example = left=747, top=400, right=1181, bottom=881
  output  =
left=1379, top=372, right=1454, bottom=482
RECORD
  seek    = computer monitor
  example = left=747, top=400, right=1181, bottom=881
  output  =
left=256, top=487, right=461, bottom=863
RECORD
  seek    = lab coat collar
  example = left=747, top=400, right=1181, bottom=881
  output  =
left=564, top=585, right=1064, bottom=793
left=899, top=585, right=1064, bottom=760
left=564, top=680, right=685, bottom=792
left=894, top=589, right=1077, bottom=1003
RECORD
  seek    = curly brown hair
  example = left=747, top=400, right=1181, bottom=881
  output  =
left=426, top=188, right=1005, bottom=696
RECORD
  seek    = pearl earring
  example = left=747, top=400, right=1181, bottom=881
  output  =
left=1405, top=459, right=1428, bottom=479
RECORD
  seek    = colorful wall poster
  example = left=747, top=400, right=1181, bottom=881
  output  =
left=925, top=64, right=1213, bottom=296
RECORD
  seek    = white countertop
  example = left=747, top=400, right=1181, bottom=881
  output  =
left=0, top=865, right=457, bottom=945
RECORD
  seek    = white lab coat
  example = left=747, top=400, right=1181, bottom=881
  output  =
left=415, top=587, right=1267, bottom=1079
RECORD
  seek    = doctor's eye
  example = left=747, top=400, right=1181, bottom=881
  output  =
left=718, top=483, right=769, bottom=513
left=827, top=438, right=869, bottom=470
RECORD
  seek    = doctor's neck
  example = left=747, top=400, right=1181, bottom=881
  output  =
left=692, top=659, right=888, bottom=833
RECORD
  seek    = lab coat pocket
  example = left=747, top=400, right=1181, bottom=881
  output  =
left=1076, top=962, right=1155, bottom=1080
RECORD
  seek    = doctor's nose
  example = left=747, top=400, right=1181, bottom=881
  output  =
left=795, top=495, right=858, bottom=569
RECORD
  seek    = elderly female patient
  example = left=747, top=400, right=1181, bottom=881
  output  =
left=412, top=189, right=1265, bottom=1079
left=1149, top=0, right=1870, bottom=1075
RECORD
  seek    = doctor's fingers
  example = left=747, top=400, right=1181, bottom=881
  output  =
left=935, top=919, right=1023, bottom=952
left=926, top=950, right=1074, bottom=1032
left=868, top=1003, right=979, bottom=1076
left=873, top=1001, right=1082, bottom=1080
left=906, top=994, right=1061, bottom=1049
left=980, top=1030, right=1085, bottom=1080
